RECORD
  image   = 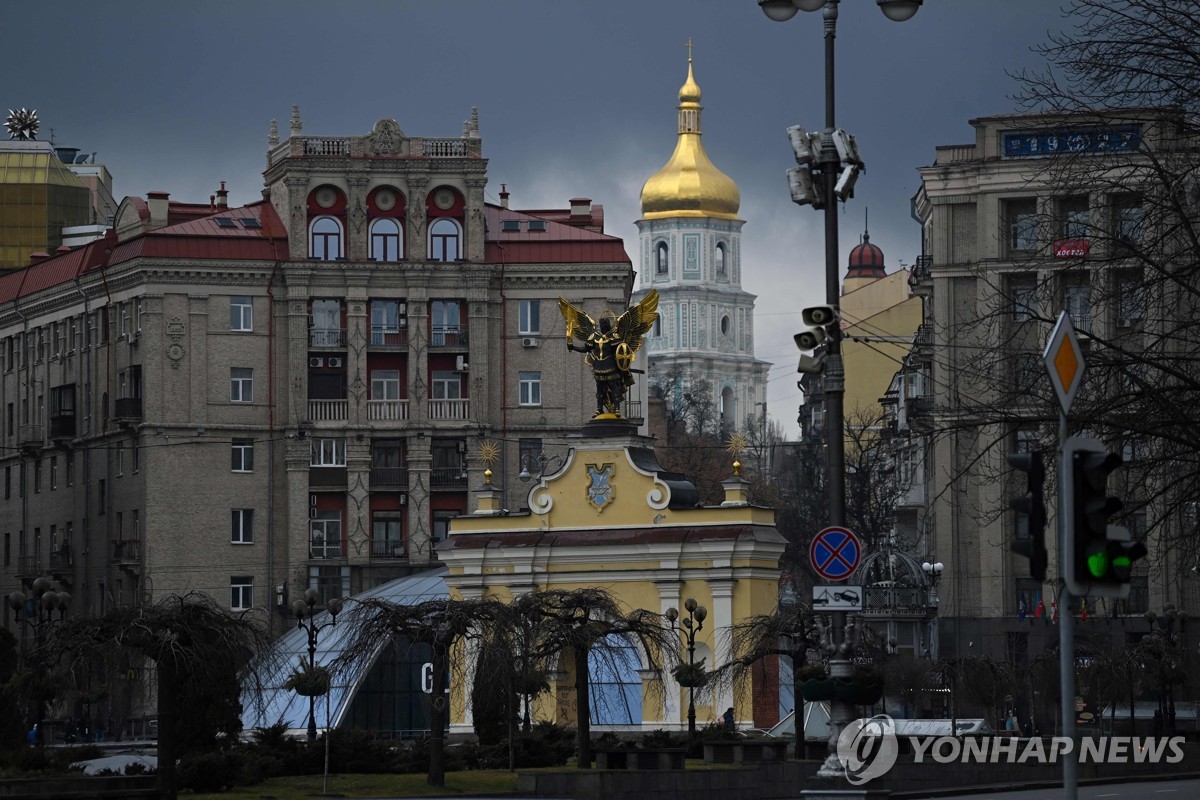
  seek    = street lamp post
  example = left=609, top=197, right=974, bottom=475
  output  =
left=666, top=598, right=708, bottom=735
left=7, top=578, right=71, bottom=745
left=292, top=588, right=344, bottom=743
left=518, top=451, right=564, bottom=482
left=760, top=0, right=923, bottom=777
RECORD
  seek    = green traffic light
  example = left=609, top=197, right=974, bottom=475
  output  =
left=1087, top=550, right=1109, bottom=578
left=1112, top=555, right=1131, bottom=569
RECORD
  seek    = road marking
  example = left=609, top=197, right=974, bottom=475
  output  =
left=1096, top=794, right=1119, bottom=798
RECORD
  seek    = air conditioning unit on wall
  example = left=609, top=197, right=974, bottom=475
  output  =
left=327, top=357, right=344, bottom=368
left=455, top=355, right=469, bottom=371
left=522, top=337, right=538, bottom=348
left=309, top=357, right=324, bottom=368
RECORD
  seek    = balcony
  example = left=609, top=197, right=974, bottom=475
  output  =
left=369, top=326, right=408, bottom=348
left=309, top=328, right=346, bottom=348
left=368, top=400, right=409, bottom=422
left=48, top=546, right=72, bottom=574
left=309, top=467, right=347, bottom=490
left=17, top=424, right=43, bottom=448
left=111, top=539, right=141, bottom=565
left=430, top=326, right=468, bottom=348
left=309, top=538, right=344, bottom=559
left=370, top=540, right=407, bottom=559
left=309, top=399, right=348, bottom=422
left=370, top=467, right=408, bottom=489
left=430, top=467, right=467, bottom=488
left=49, top=412, right=76, bottom=440
left=428, top=399, right=470, bottom=421
left=113, top=397, right=143, bottom=420
left=15, top=556, right=41, bottom=578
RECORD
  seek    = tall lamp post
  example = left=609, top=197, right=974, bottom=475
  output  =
left=292, top=588, right=344, bottom=743
left=666, top=598, right=708, bottom=735
left=759, top=0, right=923, bottom=777
left=8, top=578, right=71, bottom=744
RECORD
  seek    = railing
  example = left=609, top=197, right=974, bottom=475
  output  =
left=48, top=546, right=72, bottom=572
left=421, top=138, right=468, bottom=158
left=914, top=324, right=932, bottom=346
left=113, top=397, right=143, bottom=419
left=17, top=424, right=43, bottom=447
left=368, top=400, right=409, bottom=421
left=908, top=397, right=934, bottom=416
left=862, top=585, right=930, bottom=614
left=309, top=328, right=346, bottom=347
left=428, top=399, right=470, bottom=420
left=309, top=539, right=344, bottom=559
left=369, top=327, right=408, bottom=347
left=303, top=137, right=351, bottom=156
left=430, top=326, right=468, bottom=348
left=111, top=539, right=141, bottom=564
left=370, top=467, right=408, bottom=488
left=370, top=540, right=407, bottom=559
left=430, top=467, right=467, bottom=487
left=16, top=556, right=40, bottom=577
left=624, top=400, right=644, bottom=421
left=309, top=399, right=348, bottom=421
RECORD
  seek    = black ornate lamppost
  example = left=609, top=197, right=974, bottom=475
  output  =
left=759, top=0, right=924, bottom=776
left=291, top=588, right=344, bottom=743
left=666, top=598, right=708, bottom=735
left=518, top=451, right=564, bottom=482
left=7, top=578, right=71, bottom=744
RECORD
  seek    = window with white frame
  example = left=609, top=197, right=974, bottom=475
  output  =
left=308, top=565, right=349, bottom=606
left=429, top=218, right=461, bottom=262
left=1114, top=195, right=1143, bottom=247
left=231, top=296, right=253, bottom=331
left=310, top=511, right=342, bottom=558
left=119, top=303, right=130, bottom=338
left=69, top=317, right=80, bottom=352
left=1011, top=280, right=1038, bottom=322
left=656, top=242, right=668, bottom=275
left=518, top=299, right=540, bottom=335
left=1006, top=199, right=1038, bottom=253
left=116, top=443, right=124, bottom=476
left=1064, top=279, right=1091, bottom=332
left=134, top=298, right=143, bottom=332
left=371, top=370, right=400, bottom=400
left=370, top=217, right=403, bottom=262
left=230, top=576, right=253, bottom=611
left=230, top=368, right=253, bottom=402
left=231, top=439, right=254, bottom=472
left=310, top=216, right=343, bottom=260
left=1116, top=273, right=1146, bottom=326
left=232, top=509, right=254, bottom=544
left=432, top=371, right=462, bottom=400
left=370, top=299, right=405, bottom=345
left=430, top=300, right=462, bottom=345
left=715, top=242, right=727, bottom=275
left=311, top=438, right=346, bottom=467
left=53, top=322, right=65, bottom=358
left=519, top=371, right=542, bottom=406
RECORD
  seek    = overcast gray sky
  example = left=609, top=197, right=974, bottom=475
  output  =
left=10, top=0, right=1070, bottom=436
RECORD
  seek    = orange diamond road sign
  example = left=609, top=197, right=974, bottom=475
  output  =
left=1044, top=311, right=1085, bottom=413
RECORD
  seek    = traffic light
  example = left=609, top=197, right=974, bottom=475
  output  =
left=1008, top=450, right=1047, bottom=582
left=1063, top=436, right=1146, bottom=597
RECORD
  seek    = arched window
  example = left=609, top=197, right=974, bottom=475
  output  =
left=656, top=242, right=669, bottom=275
left=370, top=218, right=403, bottom=262
left=588, top=638, right=643, bottom=725
left=310, top=216, right=343, bottom=261
left=429, top=218, right=461, bottom=262
left=715, top=242, right=727, bottom=275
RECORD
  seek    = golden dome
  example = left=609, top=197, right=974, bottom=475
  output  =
left=640, top=51, right=741, bottom=221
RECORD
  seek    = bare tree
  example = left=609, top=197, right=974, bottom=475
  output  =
left=43, top=594, right=273, bottom=800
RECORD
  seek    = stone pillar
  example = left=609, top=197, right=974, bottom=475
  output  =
left=344, top=288, right=368, bottom=427
left=656, top=580, right=683, bottom=728
left=407, top=174, right=429, bottom=263
left=345, top=435, right=371, bottom=571
left=407, top=287, right=430, bottom=426
left=710, top=579, right=735, bottom=718
left=187, top=295, right=209, bottom=424
left=285, top=438, right=314, bottom=600
left=346, top=177, right=369, bottom=261
left=284, top=177, right=309, bottom=260
left=406, top=434, right=433, bottom=564
left=465, top=177, right=487, bottom=263
left=286, top=283, right=312, bottom=428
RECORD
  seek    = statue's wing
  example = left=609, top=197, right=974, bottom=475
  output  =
left=614, top=290, right=659, bottom=356
left=558, top=297, right=597, bottom=341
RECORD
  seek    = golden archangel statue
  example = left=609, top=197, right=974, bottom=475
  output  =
left=558, top=290, right=659, bottom=418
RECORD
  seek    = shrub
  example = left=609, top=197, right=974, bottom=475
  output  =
left=178, top=751, right=240, bottom=794
left=640, top=729, right=686, bottom=750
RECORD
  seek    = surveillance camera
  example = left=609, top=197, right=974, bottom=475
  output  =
left=794, top=328, right=827, bottom=351
left=787, top=166, right=821, bottom=208
left=787, top=125, right=819, bottom=165
left=801, top=305, right=840, bottom=328
left=834, top=164, right=860, bottom=201
left=797, top=353, right=826, bottom=375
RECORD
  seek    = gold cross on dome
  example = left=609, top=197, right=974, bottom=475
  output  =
left=687, top=38, right=694, bottom=62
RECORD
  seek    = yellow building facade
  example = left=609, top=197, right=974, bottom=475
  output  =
left=439, top=431, right=786, bottom=733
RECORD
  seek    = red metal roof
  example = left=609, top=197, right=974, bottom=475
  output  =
left=483, top=204, right=629, bottom=265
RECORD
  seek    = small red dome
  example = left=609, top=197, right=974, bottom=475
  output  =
left=847, top=232, right=886, bottom=280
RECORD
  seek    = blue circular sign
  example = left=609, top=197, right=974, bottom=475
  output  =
left=809, top=527, right=861, bottom=581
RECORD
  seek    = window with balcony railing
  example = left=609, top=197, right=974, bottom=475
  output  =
left=371, top=512, right=405, bottom=558
left=370, top=299, right=407, bottom=347
left=431, top=439, right=466, bottom=487
left=310, top=511, right=343, bottom=559
left=371, top=439, right=407, bottom=488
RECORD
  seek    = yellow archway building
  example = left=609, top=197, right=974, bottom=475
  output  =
left=439, top=432, right=786, bottom=733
